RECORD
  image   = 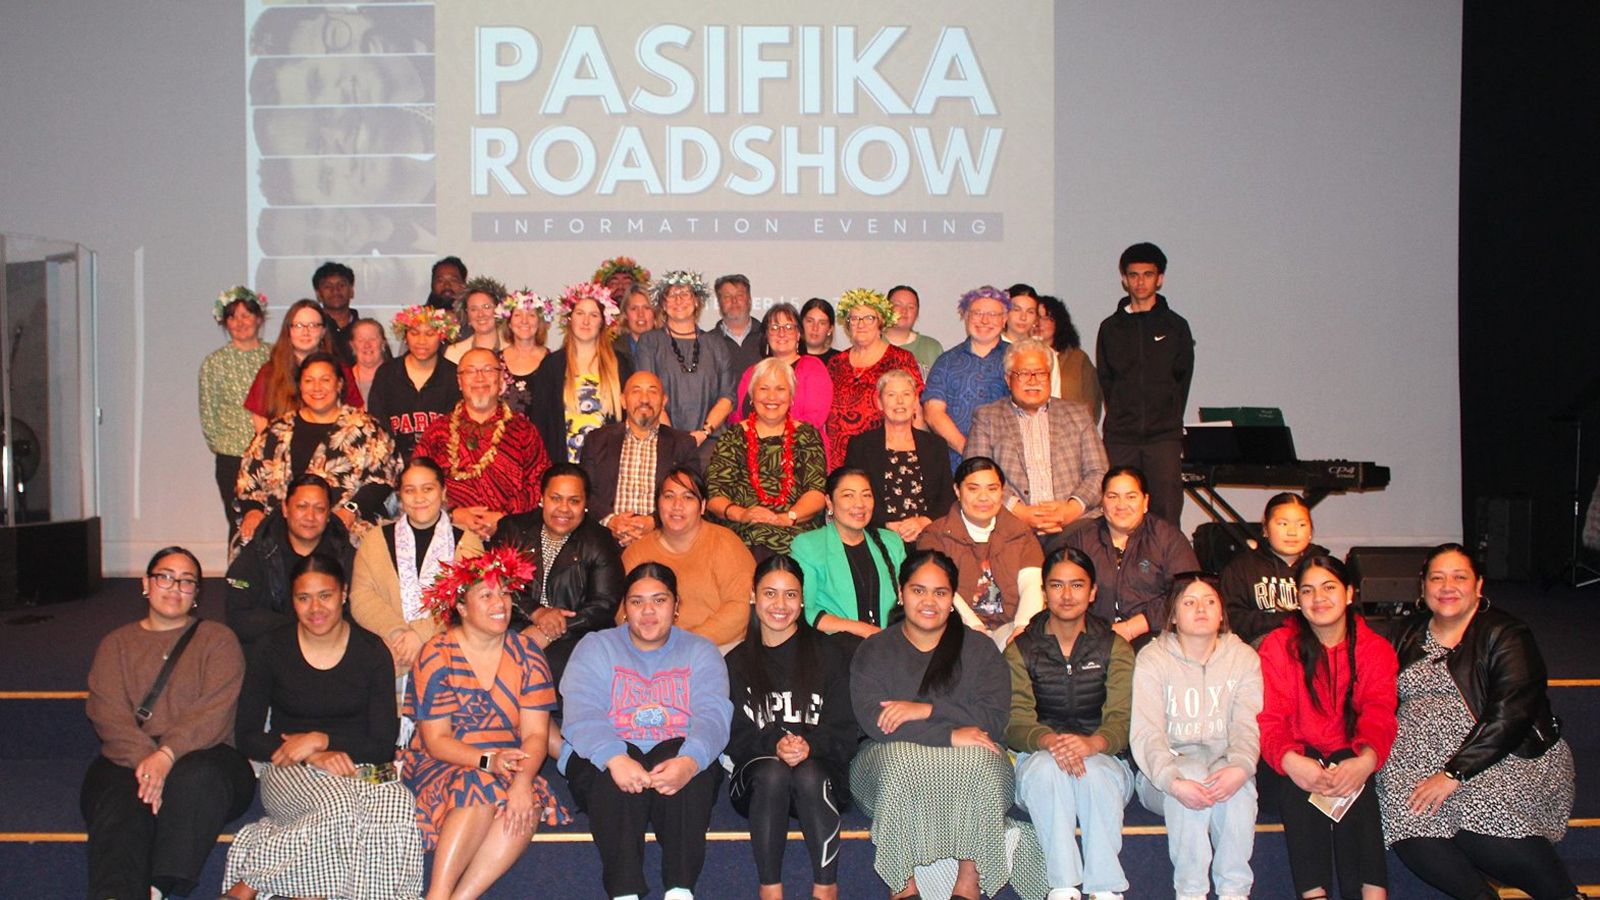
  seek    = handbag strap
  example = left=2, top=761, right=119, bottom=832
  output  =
left=135, top=621, right=201, bottom=724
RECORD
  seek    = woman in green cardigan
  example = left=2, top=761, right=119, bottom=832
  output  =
left=792, top=467, right=907, bottom=639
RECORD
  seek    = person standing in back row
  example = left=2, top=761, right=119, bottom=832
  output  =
left=1095, top=243, right=1194, bottom=525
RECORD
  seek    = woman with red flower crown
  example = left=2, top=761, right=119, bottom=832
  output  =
left=399, top=547, right=568, bottom=900
left=706, top=357, right=827, bottom=560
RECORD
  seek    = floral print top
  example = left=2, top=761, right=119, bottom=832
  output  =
left=198, top=342, right=272, bottom=456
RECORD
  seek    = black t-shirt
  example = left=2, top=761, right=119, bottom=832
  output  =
left=289, top=417, right=339, bottom=477
left=844, top=539, right=881, bottom=626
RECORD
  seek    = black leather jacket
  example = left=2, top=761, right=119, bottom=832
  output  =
left=1393, top=603, right=1561, bottom=781
left=224, top=511, right=355, bottom=651
left=489, top=513, right=624, bottom=681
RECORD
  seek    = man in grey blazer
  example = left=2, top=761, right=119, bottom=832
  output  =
left=965, top=338, right=1109, bottom=549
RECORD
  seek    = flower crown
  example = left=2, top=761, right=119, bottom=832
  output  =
left=213, top=286, right=266, bottom=324
left=419, top=545, right=537, bottom=623
left=957, top=285, right=1012, bottom=316
left=497, top=288, right=559, bottom=322
left=391, top=304, right=461, bottom=342
left=652, top=269, right=709, bottom=306
left=593, top=256, right=651, bottom=288
left=837, top=287, right=898, bottom=328
left=560, top=281, right=621, bottom=327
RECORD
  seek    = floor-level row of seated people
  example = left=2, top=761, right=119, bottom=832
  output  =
left=86, top=459, right=1580, bottom=899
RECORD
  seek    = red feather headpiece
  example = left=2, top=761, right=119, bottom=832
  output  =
left=419, top=546, right=536, bottom=623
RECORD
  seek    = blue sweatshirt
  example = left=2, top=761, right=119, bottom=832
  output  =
left=559, top=625, right=733, bottom=773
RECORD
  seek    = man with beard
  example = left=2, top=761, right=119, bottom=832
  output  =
left=579, top=371, right=699, bottom=547
left=414, top=347, right=549, bottom=541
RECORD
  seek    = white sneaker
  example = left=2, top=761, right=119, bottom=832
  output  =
left=1218, top=895, right=1250, bottom=900
left=1046, top=890, right=1081, bottom=900
left=1088, top=893, right=1125, bottom=900
left=1177, top=894, right=1207, bottom=900
left=662, top=890, right=694, bottom=900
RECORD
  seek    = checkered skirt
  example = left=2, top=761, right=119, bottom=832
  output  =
left=224, top=764, right=424, bottom=900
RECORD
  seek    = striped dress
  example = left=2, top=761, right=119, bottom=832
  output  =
left=400, top=628, right=566, bottom=848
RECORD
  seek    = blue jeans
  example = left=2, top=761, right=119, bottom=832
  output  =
left=1015, top=751, right=1134, bottom=894
left=1135, top=762, right=1256, bottom=897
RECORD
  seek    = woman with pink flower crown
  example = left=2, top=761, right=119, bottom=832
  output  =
left=526, top=280, right=635, bottom=464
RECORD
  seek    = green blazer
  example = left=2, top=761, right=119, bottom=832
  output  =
left=792, top=524, right=907, bottom=628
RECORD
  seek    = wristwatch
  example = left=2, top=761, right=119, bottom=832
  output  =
left=479, top=751, right=496, bottom=772
left=786, top=509, right=799, bottom=524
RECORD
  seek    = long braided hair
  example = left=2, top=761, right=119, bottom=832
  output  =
left=1291, top=555, right=1360, bottom=741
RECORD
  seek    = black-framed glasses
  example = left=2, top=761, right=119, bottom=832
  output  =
left=151, top=573, right=200, bottom=594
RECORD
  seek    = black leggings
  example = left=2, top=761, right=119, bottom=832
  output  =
left=1392, top=832, right=1578, bottom=900
left=1277, top=749, right=1386, bottom=899
left=730, top=757, right=846, bottom=886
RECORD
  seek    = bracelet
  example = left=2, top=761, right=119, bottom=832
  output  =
left=158, top=746, right=175, bottom=762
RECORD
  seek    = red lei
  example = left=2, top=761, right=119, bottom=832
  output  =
left=744, top=418, right=797, bottom=507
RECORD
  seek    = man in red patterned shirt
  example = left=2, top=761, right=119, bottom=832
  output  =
left=415, top=347, right=549, bottom=541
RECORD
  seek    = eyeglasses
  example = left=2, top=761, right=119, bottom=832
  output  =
left=846, top=314, right=880, bottom=325
left=966, top=310, right=1006, bottom=321
left=459, top=366, right=501, bottom=378
left=150, top=573, right=200, bottom=594
left=290, top=321, right=325, bottom=332
left=766, top=323, right=798, bottom=333
left=1010, top=369, right=1051, bottom=382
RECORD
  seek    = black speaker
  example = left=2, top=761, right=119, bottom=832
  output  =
left=1346, top=545, right=1430, bottom=617
left=1192, top=522, right=1262, bottom=572
left=0, top=517, right=101, bottom=606
left=1474, top=496, right=1533, bottom=581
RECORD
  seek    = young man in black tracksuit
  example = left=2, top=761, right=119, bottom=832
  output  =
left=1094, top=242, right=1194, bottom=525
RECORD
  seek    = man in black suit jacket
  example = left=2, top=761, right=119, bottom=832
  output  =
left=579, top=370, right=700, bottom=547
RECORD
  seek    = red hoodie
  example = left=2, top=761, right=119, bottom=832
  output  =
left=1257, top=616, right=1399, bottom=774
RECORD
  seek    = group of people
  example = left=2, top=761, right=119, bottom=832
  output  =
left=82, top=248, right=1577, bottom=900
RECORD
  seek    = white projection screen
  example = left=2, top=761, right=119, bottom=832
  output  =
left=244, top=2, right=1050, bottom=316
left=0, top=2, right=1462, bottom=572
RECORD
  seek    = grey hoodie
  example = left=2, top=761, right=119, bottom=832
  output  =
left=1130, top=631, right=1262, bottom=792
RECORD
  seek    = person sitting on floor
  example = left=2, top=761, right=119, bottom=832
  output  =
left=223, top=554, right=422, bottom=900
left=559, top=562, right=734, bottom=900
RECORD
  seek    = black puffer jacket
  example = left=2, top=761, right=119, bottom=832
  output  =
left=1392, top=604, right=1561, bottom=781
left=225, top=511, right=355, bottom=651
left=1013, top=611, right=1117, bottom=736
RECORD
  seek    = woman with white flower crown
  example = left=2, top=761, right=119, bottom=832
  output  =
left=498, top=287, right=554, bottom=418
left=634, top=270, right=737, bottom=459
left=199, top=286, right=272, bottom=541
left=528, top=281, right=635, bottom=463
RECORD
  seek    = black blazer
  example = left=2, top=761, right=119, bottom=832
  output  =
left=842, top=425, right=956, bottom=530
left=526, top=347, right=636, bottom=464
left=578, top=420, right=701, bottom=522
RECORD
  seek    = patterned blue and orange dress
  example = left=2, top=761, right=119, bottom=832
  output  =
left=400, top=628, right=567, bottom=848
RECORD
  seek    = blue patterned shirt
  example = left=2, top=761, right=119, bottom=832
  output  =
left=923, top=337, right=1009, bottom=468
